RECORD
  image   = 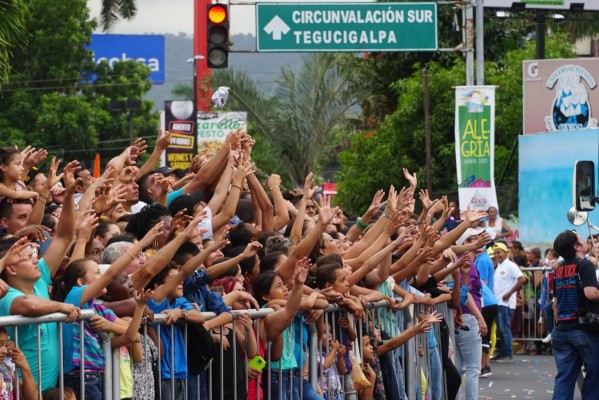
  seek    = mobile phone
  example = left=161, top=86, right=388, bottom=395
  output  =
left=248, top=355, right=266, bottom=371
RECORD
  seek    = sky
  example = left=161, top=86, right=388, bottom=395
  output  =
left=88, top=0, right=375, bottom=37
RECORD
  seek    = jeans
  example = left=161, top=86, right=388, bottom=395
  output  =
left=292, top=369, right=324, bottom=399
left=454, top=314, right=482, bottom=400
left=64, top=371, right=104, bottom=400
left=543, top=301, right=555, bottom=334
left=266, top=368, right=293, bottom=400
left=496, top=306, right=514, bottom=358
left=552, top=328, right=599, bottom=400
left=428, top=345, right=443, bottom=400
left=160, top=379, right=185, bottom=400
left=187, top=370, right=207, bottom=400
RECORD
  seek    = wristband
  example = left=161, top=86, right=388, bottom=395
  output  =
left=355, top=219, right=368, bottom=230
left=231, top=184, right=242, bottom=191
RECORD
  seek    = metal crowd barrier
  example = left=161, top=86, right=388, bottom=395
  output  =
left=0, top=299, right=457, bottom=400
left=513, top=267, right=554, bottom=349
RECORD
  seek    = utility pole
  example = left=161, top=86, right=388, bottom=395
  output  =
left=535, top=10, right=546, bottom=60
left=423, top=65, right=433, bottom=195
left=465, top=0, right=475, bottom=85
left=475, top=0, right=485, bottom=84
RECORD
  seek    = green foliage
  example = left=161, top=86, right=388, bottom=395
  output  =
left=99, top=0, right=137, bottom=32
left=212, top=54, right=367, bottom=187
left=0, top=0, right=157, bottom=167
left=0, top=0, right=28, bottom=90
left=336, top=32, right=577, bottom=214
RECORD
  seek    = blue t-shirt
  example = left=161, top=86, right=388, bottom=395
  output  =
left=63, top=285, right=117, bottom=373
left=474, top=252, right=495, bottom=291
left=183, top=268, right=231, bottom=314
left=167, top=188, right=184, bottom=207
left=0, top=259, right=59, bottom=391
left=149, top=297, right=195, bottom=379
left=480, top=282, right=498, bottom=308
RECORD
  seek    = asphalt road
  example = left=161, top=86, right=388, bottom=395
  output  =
left=476, top=355, right=581, bottom=400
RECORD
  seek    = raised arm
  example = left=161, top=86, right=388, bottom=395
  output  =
left=210, top=159, right=254, bottom=232
left=246, top=171, right=273, bottom=232
left=44, top=163, right=79, bottom=277
left=81, top=223, right=162, bottom=305
left=290, top=173, right=316, bottom=244
left=130, top=214, right=204, bottom=291
left=275, top=204, right=338, bottom=282
left=262, top=258, right=309, bottom=341
left=268, top=174, right=290, bottom=231
left=345, top=189, right=384, bottom=243
left=152, top=220, right=224, bottom=302
left=136, top=130, right=171, bottom=179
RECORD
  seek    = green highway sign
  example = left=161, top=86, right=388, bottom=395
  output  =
left=256, top=2, right=437, bottom=52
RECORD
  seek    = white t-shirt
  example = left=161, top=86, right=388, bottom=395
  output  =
left=493, top=258, right=523, bottom=308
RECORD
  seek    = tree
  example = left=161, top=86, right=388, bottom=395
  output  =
left=212, top=53, right=368, bottom=186
left=99, top=0, right=137, bottom=32
left=0, top=0, right=157, bottom=166
left=0, top=0, right=28, bottom=90
left=335, top=32, right=576, bottom=214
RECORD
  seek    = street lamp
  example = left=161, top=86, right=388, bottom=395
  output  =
left=186, top=55, right=205, bottom=110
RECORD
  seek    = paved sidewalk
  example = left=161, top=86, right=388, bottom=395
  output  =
left=475, top=355, right=582, bottom=399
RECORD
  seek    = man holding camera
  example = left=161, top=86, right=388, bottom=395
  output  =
left=551, top=230, right=599, bottom=400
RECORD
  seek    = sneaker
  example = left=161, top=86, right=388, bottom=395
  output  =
left=542, top=333, right=552, bottom=343
left=480, top=366, right=492, bottom=378
left=495, top=356, right=514, bottom=363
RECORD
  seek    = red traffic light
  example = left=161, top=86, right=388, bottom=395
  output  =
left=207, top=4, right=229, bottom=69
left=208, top=5, right=227, bottom=24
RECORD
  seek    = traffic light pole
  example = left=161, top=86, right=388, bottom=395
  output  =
left=194, top=0, right=213, bottom=112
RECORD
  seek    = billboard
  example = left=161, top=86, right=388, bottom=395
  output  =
left=523, top=58, right=599, bottom=134
left=89, top=34, right=165, bottom=84
left=454, top=86, right=499, bottom=213
left=484, top=0, right=599, bottom=11
left=197, top=112, right=248, bottom=155
left=164, top=101, right=197, bottom=170
left=519, top=129, right=599, bottom=249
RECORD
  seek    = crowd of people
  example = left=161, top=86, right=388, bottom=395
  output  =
left=0, top=129, right=594, bottom=400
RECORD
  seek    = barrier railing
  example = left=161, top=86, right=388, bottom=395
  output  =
left=513, top=266, right=554, bottom=350
left=0, top=299, right=457, bottom=400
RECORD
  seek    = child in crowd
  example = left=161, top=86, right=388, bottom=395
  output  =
left=318, top=330, right=346, bottom=400
left=0, top=147, right=38, bottom=201
left=0, top=327, right=37, bottom=399
left=54, top=223, right=161, bottom=399
left=146, top=229, right=223, bottom=400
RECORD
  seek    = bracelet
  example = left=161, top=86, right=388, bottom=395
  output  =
left=231, top=184, right=242, bottom=190
left=355, top=219, right=368, bottom=230
left=126, top=250, right=136, bottom=259
left=39, top=194, right=48, bottom=201
left=180, top=309, right=187, bottom=320
left=383, top=213, right=391, bottom=219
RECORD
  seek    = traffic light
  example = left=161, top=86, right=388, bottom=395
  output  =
left=207, top=4, right=229, bottom=69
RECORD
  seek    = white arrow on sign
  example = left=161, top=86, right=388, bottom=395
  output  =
left=263, top=15, right=290, bottom=40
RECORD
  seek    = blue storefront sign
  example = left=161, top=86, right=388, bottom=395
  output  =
left=89, top=34, right=165, bottom=84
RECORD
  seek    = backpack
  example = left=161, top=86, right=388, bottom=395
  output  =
left=186, top=323, right=216, bottom=374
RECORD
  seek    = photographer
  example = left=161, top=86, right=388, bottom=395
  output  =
left=551, top=230, right=599, bottom=400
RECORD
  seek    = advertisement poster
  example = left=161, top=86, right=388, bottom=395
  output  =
left=454, top=86, right=498, bottom=212
left=89, top=34, right=165, bottom=84
left=164, top=100, right=196, bottom=170
left=519, top=129, right=599, bottom=248
left=197, top=112, right=247, bottom=155
left=523, top=58, right=599, bottom=134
